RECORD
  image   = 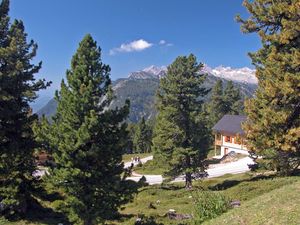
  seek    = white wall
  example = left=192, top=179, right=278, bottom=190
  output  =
left=222, top=135, right=247, bottom=150
left=221, top=146, right=249, bottom=156
left=220, top=135, right=248, bottom=156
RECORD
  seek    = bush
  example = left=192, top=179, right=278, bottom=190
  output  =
left=193, top=191, right=230, bottom=224
left=136, top=162, right=143, bottom=168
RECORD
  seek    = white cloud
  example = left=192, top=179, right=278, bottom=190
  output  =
left=159, top=40, right=166, bottom=45
left=110, top=39, right=153, bottom=55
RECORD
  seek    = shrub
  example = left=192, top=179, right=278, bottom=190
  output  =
left=193, top=191, right=230, bottom=224
left=136, top=162, right=143, bottom=168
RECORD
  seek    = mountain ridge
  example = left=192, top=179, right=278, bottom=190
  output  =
left=128, top=64, right=257, bottom=84
left=37, top=65, right=257, bottom=123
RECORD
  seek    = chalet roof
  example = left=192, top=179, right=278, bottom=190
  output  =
left=212, top=115, right=247, bottom=135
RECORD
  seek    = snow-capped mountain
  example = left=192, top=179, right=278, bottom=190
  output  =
left=129, top=64, right=257, bottom=85
left=128, top=65, right=167, bottom=79
left=142, top=65, right=167, bottom=78
left=209, top=66, right=257, bottom=84
left=38, top=64, right=257, bottom=123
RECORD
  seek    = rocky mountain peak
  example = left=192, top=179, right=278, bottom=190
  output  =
left=142, top=65, right=167, bottom=76
left=129, top=64, right=257, bottom=84
left=128, top=65, right=167, bottom=79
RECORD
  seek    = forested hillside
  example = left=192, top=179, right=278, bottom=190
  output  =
left=37, top=66, right=257, bottom=123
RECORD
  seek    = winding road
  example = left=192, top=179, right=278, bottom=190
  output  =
left=126, top=156, right=255, bottom=185
left=124, top=155, right=153, bottom=168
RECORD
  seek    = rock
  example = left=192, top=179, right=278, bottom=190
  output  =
left=230, top=200, right=241, bottom=208
left=148, top=202, right=156, bottom=209
left=167, top=209, right=192, bottom=220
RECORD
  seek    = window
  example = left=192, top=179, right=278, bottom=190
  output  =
left=225, top=136, right=231, bottom=143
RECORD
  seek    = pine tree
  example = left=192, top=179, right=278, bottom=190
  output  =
left=44, top=35, right=135, bottom=224
left=126, top=123, right=136, bottom=154
left=237, top=0, right=300, bottom=175
left=0, top=0, right=49, bottom=216
left=152, top=54, right=210, bottom=188
left=33, top=115, right=52, bottom=158
left=206, top=80, right=243, bottom=135
left=133, top=117, right=152, bottom=153
left=206, top=80, right=226, bottom=127
left=223, top=81, right=243, bottom=115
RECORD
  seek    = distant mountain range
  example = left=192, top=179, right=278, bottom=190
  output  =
left=128, top=65, right=167, bottom=80
left=36, top=65, right=257, bottom=123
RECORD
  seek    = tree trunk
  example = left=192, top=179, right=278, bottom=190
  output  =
left=185, top=172, right=192, bottom=189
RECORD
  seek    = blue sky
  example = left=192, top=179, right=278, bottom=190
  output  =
left=10, top=0, right=260, bottom=101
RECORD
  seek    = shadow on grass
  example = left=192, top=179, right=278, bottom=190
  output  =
left=107, top=213, right=135, bottom=224
left=209, top=179, right=241, bottom=191
left=137, top=182, right=184, bottom=196
left=134, top=215, right=164, bottom=225
left=113, top=214, right=166, bottom=225
left=248, top=174, right=276, bottom=181
left=5, top=196, right=69, bottom=225
left=291, top=169, right=300, bottom=176
left=27, top=198, right=68, bottom=225
left=209, top=173, right=278, bottom=191
left=160, top=185, right=183, bottom=191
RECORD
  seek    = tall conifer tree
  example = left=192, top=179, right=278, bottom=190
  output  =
left=45, top=35, right=135, bottom=224
left=206, top=80, right=226, bottom=127
left=133, top=117, right=152, bottom=153
left=223, top=81, right=243, bottom=115
left=237, top=0, right=300, bottom=175
left=153, top=54, right=210, bottom=188
left=206, top=80, right=243, bottom=131
left=0, top=0, right=49, bottom=216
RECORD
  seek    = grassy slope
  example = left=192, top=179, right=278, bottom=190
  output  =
left=115, top=174, right=300, bottom=224
left=204, top=180, right=300, bottom=225
left=0, top=220, right=58, bottom=225
left=133, top=160, right=167, bottom=175
left=1, top=174, right=299, bottom=225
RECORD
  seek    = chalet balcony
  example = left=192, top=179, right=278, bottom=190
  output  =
left=215, top=140, right=222, bottom=146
